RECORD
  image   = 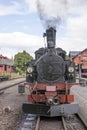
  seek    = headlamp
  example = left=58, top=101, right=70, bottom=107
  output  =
left=68, top=67, right=74, bottom=73
left=27, top=67, right=33, bottom=73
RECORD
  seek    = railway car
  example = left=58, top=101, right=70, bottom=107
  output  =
left=21, top=27, right=79, bottom=117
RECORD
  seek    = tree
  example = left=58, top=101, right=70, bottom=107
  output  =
left=14, top=50, right=33, bottom=73
left=66, top=55, right=69, bottom=60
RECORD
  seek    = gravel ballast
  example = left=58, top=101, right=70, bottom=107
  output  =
left=0, top=82, right=28, bottom=130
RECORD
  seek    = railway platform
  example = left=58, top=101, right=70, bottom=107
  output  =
left=71, top=84, right=87, bottom=127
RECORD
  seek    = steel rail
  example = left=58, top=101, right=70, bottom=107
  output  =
left=35, top=117, right=40, bottom=130
left=62, top=117, right=68, bottom=130
left=0, top=76, right=25, bottom=82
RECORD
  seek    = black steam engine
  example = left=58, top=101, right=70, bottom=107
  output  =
left=22, top=27, right=79, bottom=117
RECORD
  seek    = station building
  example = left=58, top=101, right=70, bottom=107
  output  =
left=69, top=51, right=81, bottom=59
left=72, top=49, right=87, bottom=70
left=0, top=55, right=13, bottom=73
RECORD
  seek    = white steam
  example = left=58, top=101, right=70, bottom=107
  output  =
left=37, top=0, right=67, bottom=28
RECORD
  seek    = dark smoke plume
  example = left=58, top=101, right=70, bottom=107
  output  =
left=37, top=0, right=67, bottom=29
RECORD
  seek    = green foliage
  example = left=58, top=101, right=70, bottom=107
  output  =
left=14, top=50, right=33, bottom=73
left=66, top=55, right=69, bottom=60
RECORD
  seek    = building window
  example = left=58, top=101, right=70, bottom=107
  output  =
left=4, top=65, right=7, bottom=71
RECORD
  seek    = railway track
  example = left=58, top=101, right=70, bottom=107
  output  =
left=63, top=115, right=86, bottom=130
left=17, top=114, right=86, bottom=130
left=40, top=115, right=86, bottom=130
left=0, top=78, right=25, bottom=92
left=0, top=76, right=24, bottom=82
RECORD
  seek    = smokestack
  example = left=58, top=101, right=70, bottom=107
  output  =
left=46, top=27, right=56, bottom=48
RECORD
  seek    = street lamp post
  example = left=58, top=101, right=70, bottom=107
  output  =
left=79, top=54, right=81, bottom=82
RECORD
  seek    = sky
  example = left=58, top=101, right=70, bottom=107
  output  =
left=0, top=0, right=87, bottom=58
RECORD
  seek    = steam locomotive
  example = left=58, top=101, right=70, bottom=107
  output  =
left=22, top=27, right=79, bottom=117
